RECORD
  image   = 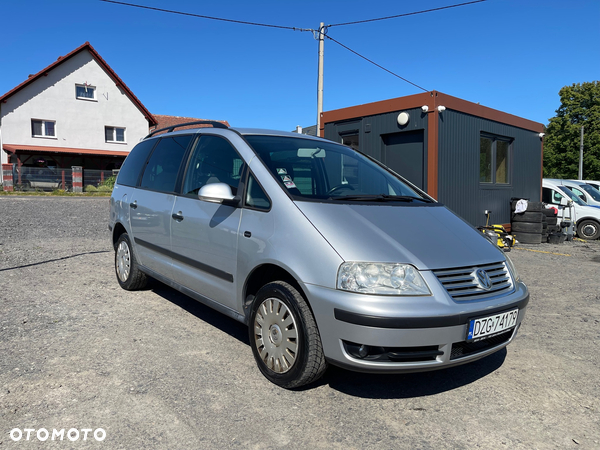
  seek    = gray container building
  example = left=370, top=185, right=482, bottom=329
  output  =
left=321, top=91, right=544, bottom=228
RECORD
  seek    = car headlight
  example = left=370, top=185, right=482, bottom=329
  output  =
left=337, top=262, right=431, bottom=295
left=504, top=254, right=521, bottom=283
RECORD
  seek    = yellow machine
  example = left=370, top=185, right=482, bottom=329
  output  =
left=479, top=224, right=515, bottom=251
left=478, top=212, right=515, bottom=251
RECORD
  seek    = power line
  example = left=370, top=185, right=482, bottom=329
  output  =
left=328, top=0, right=487, bottom=27
left=99, top=0, right=313, bottom=32
left=325, top=34, right=429, bottom=92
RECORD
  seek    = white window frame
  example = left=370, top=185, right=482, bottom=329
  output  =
left=75, top=84, right=97, bottom=101
left=105, top=126, right=126, bottom=144
left=31, top=119, right=57, bottom=139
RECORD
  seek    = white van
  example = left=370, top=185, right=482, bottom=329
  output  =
left=542, top=179, right=600, bottom=240
left=558, top=179, right=600, bottom=207
left=579, top=179, right=600, bottom=191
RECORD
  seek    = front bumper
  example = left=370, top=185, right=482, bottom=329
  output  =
left=304, top=277, right=529, bottom=373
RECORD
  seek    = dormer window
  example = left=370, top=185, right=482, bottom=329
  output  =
left=76, top=83, right=96, bottom=100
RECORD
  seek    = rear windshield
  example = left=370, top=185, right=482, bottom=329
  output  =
left=244, top=135, right=430, bottom=203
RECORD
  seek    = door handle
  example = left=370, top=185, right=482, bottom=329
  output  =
left=130, top=201, right=138, bottom=209
left=172, top=212, right=184, bottom=221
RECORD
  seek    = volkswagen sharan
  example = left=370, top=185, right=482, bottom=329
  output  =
left=109, top=122, right=529, bottom=388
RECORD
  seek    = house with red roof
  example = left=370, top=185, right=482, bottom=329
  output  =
left=0, top=42, right=157, bottom=188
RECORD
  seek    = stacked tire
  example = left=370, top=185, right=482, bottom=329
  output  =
left=511, top=200, right=543, bottom=244
left=544, top=207, right=562, bottom=243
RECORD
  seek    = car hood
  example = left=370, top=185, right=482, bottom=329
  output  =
left=295, top=202, right=504, bottom=270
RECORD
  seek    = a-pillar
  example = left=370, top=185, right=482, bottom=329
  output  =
left=72, top=166, right=83, bottom=193
left=2, top=164, right=14, bottom=192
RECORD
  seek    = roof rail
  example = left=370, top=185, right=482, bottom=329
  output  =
left=145, top=120, right=228, bottom=138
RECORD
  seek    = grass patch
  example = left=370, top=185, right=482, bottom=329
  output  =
left=0, top=190, right=111, bottom=197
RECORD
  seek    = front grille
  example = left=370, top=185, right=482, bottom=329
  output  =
left=450, top=330, right=513, bottom=360
left=432, top=261, right=514, bottom=301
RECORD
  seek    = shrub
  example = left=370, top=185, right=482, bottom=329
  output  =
left=85, top=185, right=98, bottom=193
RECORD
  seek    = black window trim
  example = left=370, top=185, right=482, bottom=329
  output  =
left=479, top=132, right=513, bottom=188
left=242, top=169, right=272, bottom=213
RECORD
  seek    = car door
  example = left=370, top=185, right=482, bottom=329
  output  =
left=129, top=134, right=193, bottom=278
left=170, top=134, right=245, bottom=310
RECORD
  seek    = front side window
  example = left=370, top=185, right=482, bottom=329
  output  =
left=31, top=119, right=56, bottom=138
left=182, top=135, right=244, bottom=197
left=244, top=135, right=428, bottom=203
left=76, top=84, right=96, bottom=100
left=140, top=135, right=192, bottom=193
left=568, top=186, right=587, bottom=203
left=106, top=126, right=126, bottom=143
left=558, top=186, right=586, bottom=206
left=480, top=134, right=512, bottom=185
left=580, top=184, right=600, bottom=202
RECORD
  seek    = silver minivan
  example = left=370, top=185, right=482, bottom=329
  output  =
left=109, top=122, right=529, bottom=388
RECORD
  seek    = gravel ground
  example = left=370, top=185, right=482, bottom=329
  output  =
left=0, top=196, right=599, bottom=449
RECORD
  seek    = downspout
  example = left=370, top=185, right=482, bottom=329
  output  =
left=0, top=103, right=4, bottom=185
left=426, top=91, right=439, bottom=200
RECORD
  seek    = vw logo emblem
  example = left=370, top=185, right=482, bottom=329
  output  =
left=476, top=269, right=492, bottom=290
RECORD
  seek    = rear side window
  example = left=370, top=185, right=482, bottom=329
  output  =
left=116, top=139, right=157, bottom=187
left=140, top=135, right=193, bottom=193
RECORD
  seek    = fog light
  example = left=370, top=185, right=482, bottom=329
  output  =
left=358, top=345, right=369, bottom=358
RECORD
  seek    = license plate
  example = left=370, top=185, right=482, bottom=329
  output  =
left=467, top=309, right=519, bottom=342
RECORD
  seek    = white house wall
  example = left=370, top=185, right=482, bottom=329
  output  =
left=1, top=49, right=149, bottom=165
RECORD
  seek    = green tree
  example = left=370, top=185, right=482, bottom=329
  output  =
left=543, top=81, right=600, bottom=180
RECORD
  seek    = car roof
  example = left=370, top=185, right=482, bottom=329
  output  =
left=144, top=125, right=330, bottom=144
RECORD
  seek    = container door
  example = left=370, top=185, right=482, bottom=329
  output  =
left=382, top=130, right=425, bottom=189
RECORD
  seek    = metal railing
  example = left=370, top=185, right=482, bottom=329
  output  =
left=10, top=166, right=115, bottom=192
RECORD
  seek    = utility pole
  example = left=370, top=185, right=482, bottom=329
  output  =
left=316, top=22, right=325, bottom=136
left=579, top=125, right=584, bottom=180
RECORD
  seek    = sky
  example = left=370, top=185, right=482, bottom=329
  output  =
left=0, top=0, right=598, bottom=131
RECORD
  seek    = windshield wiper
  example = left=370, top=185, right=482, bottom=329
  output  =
left=330, top=194, right=433, bottom=203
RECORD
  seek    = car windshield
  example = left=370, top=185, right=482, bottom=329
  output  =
left=244, top=135, right=430, bottom=203
left=580, top=184, right=600, bottom=201
left=558, top=186, right=587, bottom=205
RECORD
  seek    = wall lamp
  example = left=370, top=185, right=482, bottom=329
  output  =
left=421, top=105, right=447, bottom=113
left=397, top=112, right=410, bottom=126
left=539, top=133, right=545, bottom=138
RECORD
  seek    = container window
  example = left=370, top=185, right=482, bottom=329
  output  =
left=480, top=134, right=512, bottom=186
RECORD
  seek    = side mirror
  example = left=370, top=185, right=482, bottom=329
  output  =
left=559, top=197, right=569, bottom=207
left=198, top=183, right=240, bottom=206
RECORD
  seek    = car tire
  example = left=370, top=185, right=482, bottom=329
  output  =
left=249, top=281, right=327, bottom=389
left=512, top=222, right=543, bottom=233
left=576, top=220, right=600, bottom=240
left=114, top=233, right=148, bottom=290
left=513, top=231, right=543, bottom=244
left=512, top=212, right=543, bottom=223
